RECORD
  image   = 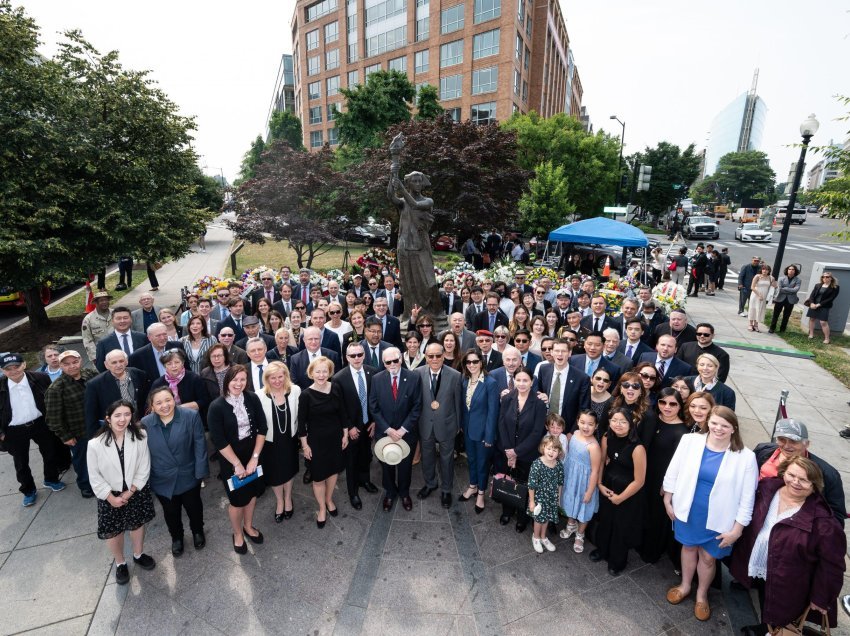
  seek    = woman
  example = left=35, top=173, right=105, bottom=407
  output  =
left=268, top=309, right=285, bottom=336
left=143, top=387, right=208, bottom=557
left=508, top=305, right=531, bottom=339
left=179, top=294, right=199, bottom=327
left=663, top=406, right=758, bottom=622
left=257, top=362, right=301, bottom=522
left=403, top=331, right=425, bottom=370
left=543, top=309, right=560, bottom=339
left=159, top=307, right=182, bottom=341
left=685, top=353, right=736, bottom=409
left=266, top=328, right=298, bottom=365
left=87, top=400, right=156, bottom=584
left=298, top=357, right=348, bottom=528
left=768, top=264, right=801, bottom=334
left=730, top=457, right=846, bottom=635
left=650, top=247, right=665, bottom=285
left=38, top=345, right=63, bottom=382
left=805, top=271, right=840, bottom=344
left=634, top=361, right=661, bottom=408
left=493, top=326, right=511, bottom=353
left=672, top=247, right=689, bottom=287
left=342, top=308, right=367, bottom=350
left=590, top=408, right=646, bottom=576
left=564, top=253, right=583, bottom=277
left=609, top=371, right=653, bottom=448
left=361, top=291, right=374, bottom=316
left=528, top=315, right=547, bottom=355
left=414, top=314, right=438, bottom=353
left=325, top=302, right=352, bottom=348
left=150, top=350, right=211, bottom=424
left=460, top=287, right=472, bottom=318
left=254, top=298, right=274, bottom=334
left=496, top=283, right=515, bottom=319
left=521, top=291, right=542, bottom=318
left=180, top=316, right=217, bottom=375
left=494, top=368, right=547, bottom=532
left=704, top=250, right=718, bottom=296
left=344, top=290, right=357, bottom=317
left=201, top=344, right=231, bottom=398
left=684, top=391, right=715, bottom=434
left=207, top=365, right=267, bottom=554
left=748, top=264, right=777, bottom=332
left=287, top=308, right=304, bottom=348
left=440, top=331, right=461, bottom=370
left=670, top=376, right=691, bottom=402
left=588, top=368, right=613, bottom=438
left=640, top=388, right=689, bottom=566
left=580, top=253, right=599, bottom=277
left=459, top=349, right=499, bottom=514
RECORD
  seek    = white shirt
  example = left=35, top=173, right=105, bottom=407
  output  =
left=8, top=375, right=42, bottom=426
left=547, top=365, right=569, bottom=406
left=115, top=329, right=135, bottom=354
left=251, top=361, right=266, bottom=390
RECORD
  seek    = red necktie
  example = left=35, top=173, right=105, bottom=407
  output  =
left=301, top=287, right=308, bottom=304
left=392, top=375, right=398, bottom=400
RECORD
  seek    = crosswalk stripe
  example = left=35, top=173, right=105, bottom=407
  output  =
left=800, top=244, right=826, bottom=251
left=817, top=245, right=848, bottom=252
left=749, top=244, right=770, bottom=249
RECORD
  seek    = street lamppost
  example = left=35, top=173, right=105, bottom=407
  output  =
left=772, top=114, right=819, bottom=276
left=610, top=115, right=626, bottom=205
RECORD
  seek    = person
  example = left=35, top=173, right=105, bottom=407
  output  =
left=257, top=362, right=301, bottom=522
left=730, top=456, right=846, bottom=635
left=36, top=345, right=64, bottom=383
left=527, top=435, right=565, bottom=553
left=287, top=307, right=305, bottom=347
left=588, top=368, right=613, bottom=438
left=676, top=323, right=730, bottom=382
left=672, top=247, right=689, bottom=286
left=569, top=332, right=623, bottom=385
left=298, top=356, right=349, bottom=527
left=180, top=316, right=217, bottom=374
left=536, top=338, right=590, bottom=430
left=670, top=376, right=691, bottom=402
left=267, top=309, right=285, bottom=335
left=508, top=305, right=531, bottom=339
left=325, top=302, right=353, bottom=347
left=207, top=365, right=267, bottom=554
left=580, top=295, right=616, bottom=334
left=215, top=297, right=249, bottom=341
left=639, top=388, right=689, bottom=566
left=805, top=271, right=840, bottom=344
left=685, top=353, right=735, bottom=409
left=560, top=410, right=601, bottom=553
left=663, top=406, right=758, bottom=622
left=236, top=316, right=275, bottom=352
left=633, top=361, right=661, bottom=408
left=81, top=290, right=114, bottom=362
left=250, top=270, right=280, bottom=310
left=95, top=306, right=148, bottom=373
left=589, top=408, right=647, bottom=576
left=131, top=293, right=162, bottom=334
left=158, top=307, right=182, bottom=341
left=687, top=245, right=708, bottom=297
left=142, top=387, right=208, bottom=557
left=439, top=331, right=461, bottom=370
left=402, top=331, right=425, bottom=369
left=473, top=292, right=510, bottom=333
left=196, top=297, right=219, bottom=336
left=178, top=293, right=199, bottom=327
left=150, top=350, right=211, bottom=423
left=651, top=308, right=697, bottom=348
left=252, top=297, right=275, bottom=334
left=128, top=322, right=183, bottom=383
left=542, top=309, right=560, bottom=340
left=684, top=391, right=714, bottom=433
left=45, top=350, right=98, bottom=498
left=601, top=328, right=634, bottom=373
left=265, top=328, right=298, bottom=366
left=200, top=343, right=231, bottom=398
left=639, top=334, right=693, bottom=387
left=492, top=325, right=511, bottom=354
left=738, top=255, right=762, bottom=316
left=86, top=400, right=156, bottom=585
left=564, top=253, right=583, bottom=277
left=705, top=248, right=719, bottom=296
left=650, top=247, right=665, bottom=285
left=608, top=371, right=654, bottom=448
left=289, top=326, right=342, bottom=391
left=768, top=264, right=802, bottom=334
left=527, top=315, right=548, bottom=356
left=495, top=368, right=547, bottom=532
left=747, top=264, right=777, bottom=332
left=85, top=350, right=150, bottom=438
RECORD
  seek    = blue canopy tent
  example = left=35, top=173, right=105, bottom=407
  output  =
left=543, top=217, right=650, bottom=274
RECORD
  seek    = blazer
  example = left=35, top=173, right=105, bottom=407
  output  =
left=250, top=288, right=281, bottom=308
left=226, top=345, right=250, bottom=367
left=127, top=341, right=182, bottom=383
left=581, top=313, right=617, bottom=334
left=652, top=322, right=697, bottom=347
left=0, top=371, right=52, bottom=436
left=207, top=391, right=268, bottom=451
left=360, top=341, right=392, bottom=370
left=86, top=429, right=150, bottom=501
left=373, top=314, right=403, bottom=348
left=638, top=353, right=693, bottom=386
left=95, top=331, right=148, bottom=372
left=440, top=291, right=463, bottom=315
left=569, top=355, right=623, bottom=385
left=683, top=376, right=736, bottom=409
left=84, top=368, right=150, bottom=437
left=676, top=341, right=730, bottom=382
left=210, top=303, right=229, bottom=322
left=639, top=312, right=668, bottom=344
left=472, top=310, right=509, bottom=332
left=479, top=349, right=503, bottom=372
left=464, top=303, right=486, bottom=330
left=150, top=371, right=212, bottom=422
left=604, top=351, right=634, bottom=373
left=518, top=351, right=542, bottom=374
left=141, top=407, right=208, bottom=498
left=773, top=275, right=801, bottom=305
left=131, top=306, right=163, bottom=334
left=368, top=367, right=422, bottom=437
left=454, top=328, right=477, bottom=352
left=265, top=345, right=300, bottom=366
left=618, top=339, right=653, bottom=366
left=215, top=315, right=248, bottom=341
left=271, top=298, right=296, bottom=318
left=289, top=348, right=341, bottom=390
left=235, top=332, right=276, bottom=352
left=291, top=283, right=314, bottom=305
left=415, top=365, right=464, bottom=443
left=496, top=391, right=547, bottom=462
left=535, top=363, right=590, bottom=428
left=256, top=384, right=301, bottom=443
left=806, top=283, right=840, bottom=309
left=662, top=432, right=758, bottom=534
left=332, top=365, right=376, bottom=429
left=462, top=374, right=500, bottom=445
left=490, top=366, right=539, bottom=394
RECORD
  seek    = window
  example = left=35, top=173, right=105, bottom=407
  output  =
left=474, top=0, right=500, bottom=24
left=348, top=42, right=358, bottom=63
left=366, top=25, right=406, bottom=57
left=526, top=15, right=532, bottom=37
left=522, top=80, right=528, bottom=102
left=416, top=0, right=428, bottom=5
left=388, top=56, right=407, bottom=72
left=327, top=103, right=337, bottom=120
left=326, top=75, right=340, bottom=96
left=309, top=106, right=322, bottom=124
left=440, top=74, right=462, bottom=100
left=446, top=107, right=461, bottom=122
left=416, top=16, right=429, bottom=41
left=324, top=21, right=339, bottom=43
left=365, top=0, right=405, bottom=26
left=415, top=81, right=427, bottom=96
left=515, top=32, right=522, bottom=61
left=306, top=0, right=337, bottom=22
left=365, top=63, right=381, bottom=77
left=471, top=101, right=497, bottom=125
left=306, top=29, right=319, bottom=50
left=308, top=55, right=320, bottom=76
left=308, top=81, right=321, bottom=100
left=473, top=28, right=499, bottom=59
left=440, top=5, right=464, bottom=34
left=347, top=69, right=359, bottom=86
left=524, top=46, right=530, bottom=71
left=414, top=49, right=429, bottom=73
left=325, top=48, right=340, bottom=70
left=310, top=130, right=324, bottom=148
left=472, top=67, right=498, bottom=95
left=440, top=40, right=463, bottom=68
left=347, top=14, right=357, bottom=33
left=513, top=69, right=520, bottom=95
left=328, top=127, right=339, bottom=146
left=517, top=0, right=524, bottom=24
left=512, top=103, right=519, bottom=114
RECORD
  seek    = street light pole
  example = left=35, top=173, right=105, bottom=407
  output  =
left=610, top=115, right=625, bottom=205
left=772, top=114, right=819, bottom=277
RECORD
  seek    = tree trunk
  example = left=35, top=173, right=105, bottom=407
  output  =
left=24, top=287, right=50, bottom=329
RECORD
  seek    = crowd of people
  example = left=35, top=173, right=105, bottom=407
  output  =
left=1, top=261, right=846, bottom=634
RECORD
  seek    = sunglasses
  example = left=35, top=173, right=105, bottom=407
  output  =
left=465, top=359, right=481, bottom=365
left=621, top=382, right=641, bottom=390
left=514, top=339, right=529, bottom=344
left=563, top=337, right=577, bottom=343
left=347, top=352, right=364, bottom=358
left=328, top=310, right=342, bottom=315
left=594, top=377, right=611, bottom=383
left=420, top=323, right=433, bottom=328
left=639, top=372, right=656, bottom=380
left=261, top=278, right=273, bottom=281
left=495, top=334, right=507, bottom=339
left=696, top=332, right=712, bottom=337
left=219, top=333, right=234, bottom=338
left=384, top=358, right=401, bottom=365
left=541, top=347, right=553, bottom=352
left=426, top=353, right=443, bottom=359
left=658, top=400, right=679, bottom=407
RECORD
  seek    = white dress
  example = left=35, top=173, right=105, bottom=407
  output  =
left=748, top=276, right=773, bottom=323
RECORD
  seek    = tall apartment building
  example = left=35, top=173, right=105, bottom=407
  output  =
left=289, top=0, right=583, bottom=150
left=265, top=54, right=297, bottom=141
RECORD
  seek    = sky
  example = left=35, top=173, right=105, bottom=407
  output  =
left=19, top=0, right=850, bottom=186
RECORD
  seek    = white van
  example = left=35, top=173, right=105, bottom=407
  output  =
left=768, top=201, right=807, bottom=225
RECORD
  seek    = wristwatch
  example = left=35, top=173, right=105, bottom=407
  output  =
left=252, top=453, right=259, bottom=459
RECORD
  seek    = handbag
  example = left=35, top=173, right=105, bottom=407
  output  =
left=769, top=607, right=830, bottom=635
left=803, top=299, right=812, bottom=307
left=490, top=472, right=529, bottom=510
left=667, top=261, right=677, bottom=272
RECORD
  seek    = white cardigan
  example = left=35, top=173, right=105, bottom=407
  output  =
left=257, top=385, right=301, bottom=443
left=662, top=432, right=757, bottom=534
left=86, top=432, right=151, bottom=501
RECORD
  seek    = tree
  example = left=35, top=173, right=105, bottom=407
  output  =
left=629, top=142, right=702, bottom=214
left=712, top=150, right=776, bottom=203
left=236, top=135, right=266, bottom=184
left=336, top=70, right=414, bottom=149
left=268, top=110, right=304, bottom=150
left=810, top=96, right=850, bottom=237
left=415, top=84, right=443, bottom=120
left=501, top=112, right=621, bottom=217
left=518, top=162, right=575, bottom=237
left=231, top=142, right=359, bottom=269
left=190, top=168, right=223, bottom=214
left=690, top=176, right=721, bottom=205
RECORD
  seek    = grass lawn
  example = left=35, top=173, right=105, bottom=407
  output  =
left=766, top=307, right=850, bottom=389
left=47, top=270, right=148, bottom=318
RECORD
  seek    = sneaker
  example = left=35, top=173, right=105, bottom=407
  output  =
left=22, top=491, right=37, bottom=507
left=115, top=563, right=129, bottom=585
left=739, top=312, right=747, bottom=317
left=839, top=429, right=850, bottom=440
left=132, top=553, right=156, bottom=570
left=43, top=480, right=66, bottom=492
left=532, top=537, right=544, bottom=554
left=541, top=538, right=556, bottom=552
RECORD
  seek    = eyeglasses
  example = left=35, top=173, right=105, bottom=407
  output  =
left=696, top=332, right=712, bottom=337
left=347, top=352, right=364, bottom=358
left=514, top=338, right=529, bottom=344
left=621, top=382, right=642, bottom=390
left=426, top=353, right=443, bottom=359
left=639, top=372, right=657, bottom=380
left=541, top=347, right=553, bottom=352
left=219, top=333, right=234, bottom=338
left=419, top=323, right=433, bottom=328
left=384, top=358, right=401, bottom=365
left=495, top=334, right=507, bottom=339
left=465, top=359, right=481, bottom=365
left=328, top=310, right=342, bottom=315
left=658, top=400, right=679, bottom=407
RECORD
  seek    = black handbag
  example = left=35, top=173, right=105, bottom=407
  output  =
left=489, top=399, right=529, bottom=510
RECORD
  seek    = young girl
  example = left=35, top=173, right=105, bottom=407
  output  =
left=560, top=410, right=601, bottom=553
left=527, top=435, right=564, bottom=554
left=544, top=413, right=568, bottom=456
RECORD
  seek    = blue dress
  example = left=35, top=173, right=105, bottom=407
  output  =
left=673, top=446, right=730, bottom=558
left=561, top=436, right=599, bottom=523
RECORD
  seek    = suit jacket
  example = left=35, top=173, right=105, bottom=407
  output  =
left=127, top=341, right=182, bottom=383
left=207, top=392, right=267, bottom=452
left=150, top=371, right=211, bottom=422
left=332, top=365, right=377, bottom=429
left=86, top=429, right=150, bottom=500
left=519, top=351, right=542, bottom=374
left=369, top=367, right=422, bottom=437
left=604, top=351, right=634, bottom=373
left=243, top=360, right=273, bottom=393
left=478, top=349, right=503, bottom=372
left=440, top=291, right=463, bottom=316
left=215, top=315, right=248, bottom=341
left=291, top=283, right=314, bottom=305
left=490, top=366, right=539, bottom=394
left=360, top=341, right=393, bottom=370
left=374, top=314, right=402, bottom=348
left=235, top=333, right=276, bottom=351
left=375, top=289, right=404, bottom=317
left=131, top=306, right=163, bottom=334
left=271, top=299, right=295, bottom=317
left=684, top=376, right=736, bottom=409
left=580, top=313, right=617, bottom=333
left=210, top=303, right=229, bottom=322
left=250, top=288, right=281, bottom=308
left=618, top=340, right=653, bottom=366
left=462, top=375, right=500, bottom=444
left=569, top=355, right=623, bottom=384
left=454, top=328, right=477, bottom=352
left=415, top=365, right=464, bottom=443
left=141, top=407, right=208, bottom=498
left=289, top=348, right=341, bottom=390
left=465, top=303, right=487, bottom=330
left=496, top=392, right=547, bottom=462
left=677, top=341, right=730, bottom=383
left=535, top=363, right=590, bottom=429
left=473, top=310, right=509, bottom=332
left=652, top=322, right=696, bottom=347
left=84, top=368, right=150, bottom=437
left=95, top=330, right=148, bottom=372
left=638, top=353, right=693, bottom=386
left=638, top=312, right=668, bottom=344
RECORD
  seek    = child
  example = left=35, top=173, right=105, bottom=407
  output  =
left=544, top=413, right=568, bottom=456
left=560, top=410, right=601, bottom=553
left=527, top=435, right=564, bottom=554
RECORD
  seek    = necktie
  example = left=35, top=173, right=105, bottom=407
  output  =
left=236, top=318, right=242, bottom=330
left=522, top=354, right=527, bottom=365
left=371, top=347, right=378, bottom=367
left=561, top=311, right=567, bottom=322
left=302, top=287, right=308, bottom=304
left=508, top=374, right=514, bottom=390
left=586, top=358, right=596, bottom=376
left=657, top=359, right=666, bottom=378
left=431, top=373, right=438, bottom=396
left=483, top=353, right=489, bottom=368
left=222, top=307, right=229, bottom=320
left=489, top=313, right=495, bottom=332
left=392, top=375, right=398, bottom=400
left=267, top=290, right=273, bottom=303
left=625, top=344, right=633, bottom=359
left=549, top=371, right=561, bottom=414
left=448, top=293, right=453, bottom=310
left=257, top=365, right=264, bottom=389
left=121, top=333, right=131, bottom=355
left=357, top=371, right=368, bottom=424
left=594, top=317, right=601, bottom=332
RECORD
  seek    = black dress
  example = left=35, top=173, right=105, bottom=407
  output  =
left=297, top=384, right=347, bottom=482
left=640, top=420, right=689, bottom=565
left=261, top=393, right=300, bottom=486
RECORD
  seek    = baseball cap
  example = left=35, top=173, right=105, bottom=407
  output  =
left=774, top=418, right=808, bottom=442
left=1, top=353, right=24, bottom=368
left=58, top=350, right=81, bottom=362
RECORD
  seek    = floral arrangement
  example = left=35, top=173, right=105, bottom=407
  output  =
left=323, top=268, right=345, bottom=283
left=309, top=270, right=329, bottom=289
left=192, top=276, right=234, bottom=299
left=525, top=266, right=561, bottom=288
left=436, top=261, right=479, bottom=285
left=241, top=266, right=279, bottom=286
left=597, top=280, right=626, bottom=316
left=488, top=258, right=524, bottom=284
left=652, top=280, right=687, bottom=314
left=357, top=247, right=397, bottom=271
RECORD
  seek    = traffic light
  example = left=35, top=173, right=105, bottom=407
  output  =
left=637, top=165, right=652, bottom=191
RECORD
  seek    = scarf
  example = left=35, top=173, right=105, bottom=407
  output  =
left=165, top=369, right=186, bottom=404
left=225, top=393, right=252, bottom=440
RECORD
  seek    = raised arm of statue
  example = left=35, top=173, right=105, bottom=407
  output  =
left=387, top=178, right=403, bottom=206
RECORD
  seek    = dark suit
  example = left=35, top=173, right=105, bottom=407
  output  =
left=243, top=360, right=273, bottom=393
left=216, top=315, right=248, bottom=341
left=461, top=375, right=499, bottom=490
left=638, top=312, right=667, bottom=344
left=95, top=330, right=148, bottom=372
left=84, top=368, right=150, bottom=437
left=580, top=313, right=617, bottom=333
left=518, top=351, right=542, bottom=374
left=490, top=366, right=539, bottom=394
left=652, top=322, right=696, bottom=347
left=333, top=365, right=377, bottom=497
left=454, top=328, right=477, bottom=352
left=569, top=355, right=622, bottom=384
left=415, top=366, right=464, bottom=493
left=289, top=348, right=341, bottom=390
left=473, top=310, right=509, bottom=332
left=369, top=367, right=422, bottom=499
left=638, top=353, right=693, bottom=386
left=465, top=303, right=486, bottom=330
left=478, top=349, right=503, bottom=372
left=440, top=291, right=463, bottom=315
left=677, top=342, right=730, bottom=383
left=360, top=341, right=392, bottom=370
left=604, top=351, right=634, bottom=373
left=319, top=328, right=342, bottom=358
left=684, top=376, right=736, bottom=409
left=536, top=363, right=590, bottom=428
left=618, top=340, right=653, bottom=366
left=271, top=299, right=295, bottom=317
left=235, top=333, right=275, bottom=351
left=292, top=283, right=314, bottom=305
left=374, top=313, right=402, bottom=348
left=127, top=342, right=182, bottom=383
left=226, top=345, right=250, bottom=367
left=266, top=345, right=300, bottom=366
left=250, top=288, right=281, bottom=309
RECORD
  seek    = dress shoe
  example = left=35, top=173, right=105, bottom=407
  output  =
left=383, top=497, right=394, bottom=512
left=328, top=506, right=339, bottom=517
left=350, top=495, right=363, bottom=510
left=361, top=481, right=379, bottom=494
left=303, top=469, right=312, bottom=484
left=80, top=488, right=95, bottom=499
left=441, top=492, right=452, bottom=508
left=317, top=518, right=326, bottom=529
left=192, top=531, right=206, bottom=549
left=401, top=496, right=413, bottom=511
left=474, top=504, right=485, bottom=514
left=840, top=428, right=850, bottom=439
left=499, top=514, right=511, bottom=525
left=588, top=549, right=603, bottom=562
left=417, top=485, right=436, bottom=499
left=608, top=567, right=623, bottom=576
left=243, top=527, right=264, bottom=544
left=115, top=563, right=129, bottom=585
left=283, top=506, right=294, bottom=519
left=233, top=535, right=247, bottom=554
left=171, top=538, right=184, bottom=557
left=458, top=486, right=478, bottom=501
left=515, top=522, right=527, bottom=533
left=275, top=511, right=285, bottom=523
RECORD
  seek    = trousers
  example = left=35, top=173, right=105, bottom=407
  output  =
left=769, top=300, right=794, bottom=332
left=4, top=420, right=61, bottom=494
left=381, top=430, right=417, bottom=498
left=464, top=431, right=493, bottom=491
left=345, top=424, right=373, bottom=496
left=156, top=483, right=204, bottom=539
left=420, top=429, right=456, bottom=493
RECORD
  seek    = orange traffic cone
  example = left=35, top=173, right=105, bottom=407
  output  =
left=602, top=256, right=611, bottom=278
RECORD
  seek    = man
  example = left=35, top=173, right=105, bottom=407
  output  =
left=250, top=270, right=281, bottom=307
left=553, top=290, right=573, bottom=327
left=115, top=255, right=134, bottom=291
left=440, top=279, right=462, bottom=315
left=535, top=339, right=590, bottom=430
left=638, top=299, right=667, bottom=345
left=216, top=297, right=248, bottom=341
left=0, top=353, right=67, bottom=506
left=687, top=244, right=708, bottom=297
left=449, top=312, right=476, bottom=352
left=291, top=267, right=314, bottom=306
left=45, top=350, right=99, bottom=498
left=618, top=318, right=652, bottom=366
left=228, top=281, right=251, bottom=315
left=326, top=280, right=346, bottom=307
left=303, top=308, right=343, bottom=358
left=677, top=323, right=730, bottom=382
left=510, top=271, right=533, bottom=295
left=128, top=322, right=181, bottom=383
left=95, top=306, right=147, bottom=372
left=210, top=287, right=232, bottom=322
left=601, top=328, right=634, bottom=372
left=576, top=292, right=592, bottom=317
left=84, top=350, right=149, bottom=437
left=475, top=330, right=503, bottom=372
left=538, top=277, right=557, bottom=305
left=652, top=308, right=697, bottom=347
left=131, top=292, right=163, bottom=334
left=289, top=326, right=341, bottom=390
left=581, top=295, right=617, bottom=333
left=278, top=266, right=295, bottom=290
left=464, top=286, right=486, bottom=330
left=369, top=347, right=422, bottom=512
left=492, top=346, right=538, bottom=394
left=616, top=298, right=640, bottom=340
left=639, top=334, right=692, bottom=386
left=473, top=292, right=509, bottom=332
left=81, top=290, right=114, bottom=362
left=753, top=419, right=845, bottom=524
left=375, top=275, right=403, bottom=317
left=415, top=344, right=463, bottom=508
left=216, top=327, right=250, bottom=366
left=332, top=342, right=379, bottom=510
left=196, top=297, right=219, bottom=335
left=361, top=317, right=392, bottom=369
left=737, top=255, right=762, bottom=316
left=372, top=297, right=402, bottom=348
left=244, top=337, right=271, bottom=392
left=569, top=332, right=623, bottom=384
left=272, top=283, right=295, bottom=317
left=305, top=286, right=324, bottom=315
left=512, top=329, right=542, bottom=373
left=347, top=273, right=366, bottom=297
left=235, top=316, right=275, bottom=351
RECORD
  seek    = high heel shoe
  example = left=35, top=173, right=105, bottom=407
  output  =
left=459, top=486, right=478, bottom=502
left=233, top=534, right=247, bottom=555
left=283, top=506, right=294, bottom=520
left=316, top=514, right=326, bottom=529
left=327, top=505, right=338, bottom=517
left=242, top=527, right=264, bottom=544
left=275, top=511, right=285, bottom=523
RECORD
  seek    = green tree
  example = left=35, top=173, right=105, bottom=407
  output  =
left=415, top=84, right=443, bottom=120
left=501, top=112, right=621, bottom=217
left=629, top=142, right=702, bottom=214
left=236, top=135, right=266, bottom=184
left=190, top=168, right=223, bottom=214
left=712, top=150, right=776, bottom=203
left=336, top=70, right=414, bottom=148
left=810, top=96, right=850, bottom=237
left=268, top=109, right=304, bottom=149
left=518, top=161, right=575, bottom=237
left=690, top=176, right=720, bottom=205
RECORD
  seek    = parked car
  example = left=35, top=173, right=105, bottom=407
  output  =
left=345, top=223, right=389, bottom=245
left=682, top=215, right=720, bottom=240
left=734, top=223, right=773, bottom=242
left=571, top=240, right=659, bottom=270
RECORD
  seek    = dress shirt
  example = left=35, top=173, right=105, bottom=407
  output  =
left=585, top=356, right=600, bottom=377
left=548, top=366, right=569, bottom=406
left=389, top=373, right=407, bottom=434
left=8, top=375, right=42, bottom=425
left=153, top=347, right=167, bottom=377
left=115, top=330, right=135, bottom=354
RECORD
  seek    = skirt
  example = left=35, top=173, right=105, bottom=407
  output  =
left=806, top=305, right=830, bottom=321
left=97, top=484, right=156, bottom=540
left=219, top=436, right=264, bottom=508
left=261, top=434, right=300, bottom=487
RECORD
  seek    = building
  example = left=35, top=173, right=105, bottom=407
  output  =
left=786, top=161, right=804, bottom=190
left=265, top=54, right=297, bottom=141
left=289, top=0, right=583, bottom=149
left=703, top=70, right=767, bottom=177
left=806, top=141, right=842, bottom=190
